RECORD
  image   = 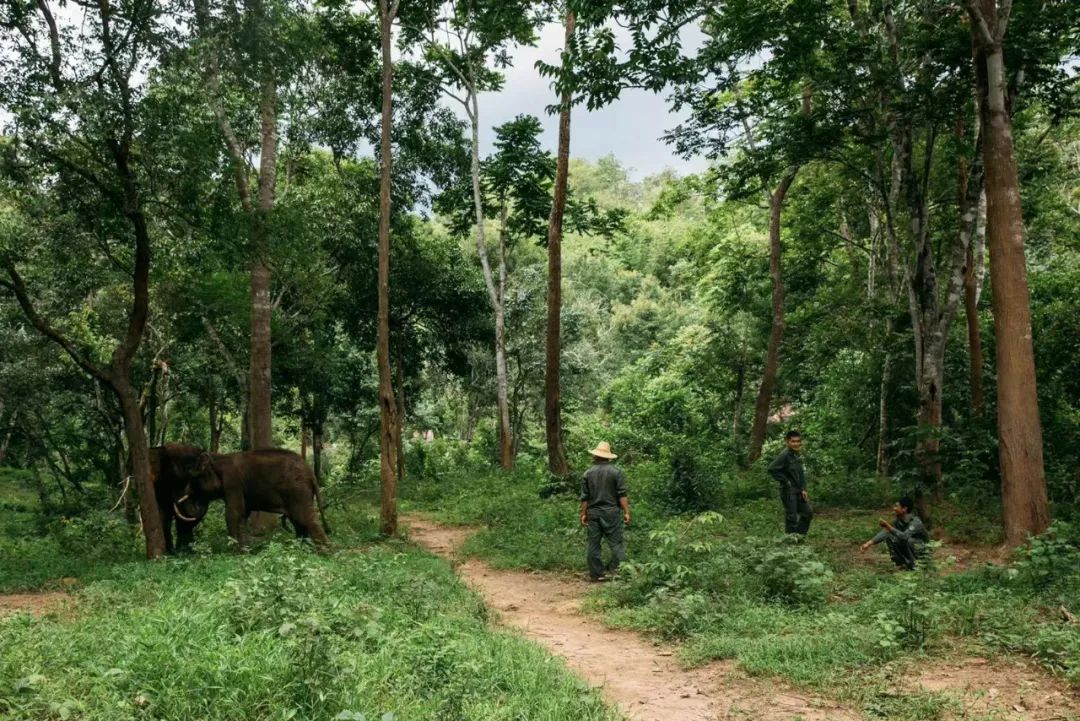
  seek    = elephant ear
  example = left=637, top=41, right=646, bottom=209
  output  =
left=196, top=452, right=224, bottom=491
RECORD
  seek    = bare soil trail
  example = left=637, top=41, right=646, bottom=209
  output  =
left=0, top=591, right=72, bottom=617
left=402, top=513, right=860, bottom=721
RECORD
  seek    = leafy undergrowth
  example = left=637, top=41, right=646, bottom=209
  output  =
left=402, top=456, right=1080, bottom=700
left=0, top=540, right=617, bottom=721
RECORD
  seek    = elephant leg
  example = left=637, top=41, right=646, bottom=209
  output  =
left=176, top=520, right=196, bottom=550
left=160, top=509, right=175, bottom=555
left=287, top=507, right=328, bottom=546
left=224, top=487, right=249, bottom=547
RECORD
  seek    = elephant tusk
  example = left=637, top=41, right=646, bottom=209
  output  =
left=173, top=495, right=197, bottom=523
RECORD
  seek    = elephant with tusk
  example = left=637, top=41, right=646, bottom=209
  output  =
left=172, top=448, right=330, bottom=548
left=149, top=444, right=210, bottom=554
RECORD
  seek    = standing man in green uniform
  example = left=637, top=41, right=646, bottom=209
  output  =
left=580, top=441, right=630, bottom=582
left=860, top=496, right=930, bottom=569
left=768, top=430, right=813, bottom=536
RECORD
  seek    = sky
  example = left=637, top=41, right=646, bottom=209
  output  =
left=463, top=23, right=709, bottom=182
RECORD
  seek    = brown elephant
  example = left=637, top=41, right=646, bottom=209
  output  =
left=148, top=443, right=210, bottom=554
left=172, top=448, right=330, bottom=547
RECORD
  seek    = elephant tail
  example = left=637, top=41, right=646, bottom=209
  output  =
left=312, top=472, right=331, bottom=536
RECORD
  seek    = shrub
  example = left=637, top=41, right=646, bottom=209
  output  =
left=746, top=536, right=833, bottom=607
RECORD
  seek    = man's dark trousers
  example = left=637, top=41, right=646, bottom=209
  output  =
left=586, top=507, right=625, bottom=579
left=780, top=483, right=813, bottom=535
left=886, top=536, right=920, bottom=570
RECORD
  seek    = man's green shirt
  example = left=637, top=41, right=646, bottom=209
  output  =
left=580, top=462, right=628, bottom=510
left=768, top=447, right=806, bottom=491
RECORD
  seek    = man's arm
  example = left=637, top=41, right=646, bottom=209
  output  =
left=616, top=468, right=630, bottom=524
left=861, top=529, right=889, bottom=550
left=767, top=452, right=788, bottom=484
left=580, top=473, right=590, bottom=526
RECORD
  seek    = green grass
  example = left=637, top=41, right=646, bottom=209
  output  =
left=0, top=469, right=618, bottom=721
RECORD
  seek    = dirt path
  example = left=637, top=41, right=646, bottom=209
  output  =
left=0, top=591, right=71, bottom=617
left=403, top=514, right=859, bottom=721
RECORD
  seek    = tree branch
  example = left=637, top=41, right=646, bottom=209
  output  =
left=1, top=260, right=111, bottom=385
left=965, top=0, right=996, bottom=48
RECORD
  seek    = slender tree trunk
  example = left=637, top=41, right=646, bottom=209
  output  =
left=376, top=0, right=400, bottom=536
left=971, top=3, right=1049, bottom=544
left=746, top=169, right=798, bottom=464
left=209, top=392, right=222, bottom=453
left=301, top=423, right=309, bottom=460
left=249, top=77, right=277, bottom=451
left=877, top=346, right=892, bottom=477
left=544, top=9, right=575, bottom=478
left=959, top=114, right=988, bottom=418
left=313, top=419, right=323, bottom=483
left=466, top=89, right=514, bottom=470
left=118, top=383, right=165, bottom=559
left=395, top=356, right=407, bottom=482
left=145, top=361, right=161, bottom=446
left=965, top=197, right=987, bottom=416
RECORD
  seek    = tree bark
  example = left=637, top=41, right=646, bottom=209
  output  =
left=313, top=419, right=323, bottom=483
left=209, top=390, right=223, bottom=453
left=964, top=207, right=987, bottom=417
left=544, top=9, right=575, bottom=479
left=877, top=345, right=892, bottom=477
left=376, top=0, right=400, bottom=536
left=969, top=0, right=1049, bottom=545
left=249, top=74, right=277, bottom=450
left=959, top=113, right=988, bottom=418
left=467, top=93, right=514, bottom=470
left=746, top=169, right=798, bottom=465
left=395, top=355, right=407, bottom=482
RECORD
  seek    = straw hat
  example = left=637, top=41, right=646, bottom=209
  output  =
left=589, top=441, right=618, bottom=460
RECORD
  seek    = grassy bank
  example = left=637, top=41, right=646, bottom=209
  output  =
left=0, top=471, right=617, bottom=721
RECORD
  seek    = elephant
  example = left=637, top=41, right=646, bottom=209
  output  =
left=148, top=443, right=210, bottom=554
left=172, top=448, right=330, bottom=547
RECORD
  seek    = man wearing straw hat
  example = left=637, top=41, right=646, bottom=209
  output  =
left=580, top=441, right=631, bottom=582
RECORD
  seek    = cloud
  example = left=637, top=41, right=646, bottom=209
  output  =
left=460, top=23, right=708, bottom=181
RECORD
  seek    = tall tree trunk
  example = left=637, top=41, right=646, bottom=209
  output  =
left=145, top=361, right=161, bottom=446
left=877, top=348, right=892, bottom=477
left=313, top=419, right=323, bottom=483
left=467, top=94, right=514, bottom=470
left=970, top=1, right=1049, bottom=544
left=118, top=382, right=165, bottom=558
left=731, top=344, right=746, bottom=445
left=395, top=356, right=406, bottom=483
left=209, top=392, right=222, bottom=453
left=376, top=0, right=400, bottom=536
left=301, top=423, right=309, bottom=460
left=964, top=196, right=987, bottom=416
left=544, top=8, right=575, bottom=478
left=746, top=169, right=798, bottom=464
left=959, top=113, right=988, bottom=418
left=249, top=76, right=277, bottom=451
